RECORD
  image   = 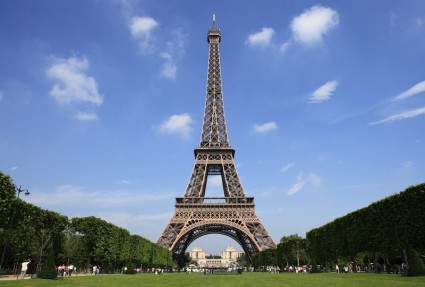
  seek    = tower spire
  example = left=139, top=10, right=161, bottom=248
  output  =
left=207, top=12, right=221, bottom=43
left=203, top=13, right=225, bottom=147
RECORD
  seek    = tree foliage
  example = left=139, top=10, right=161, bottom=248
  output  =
left=70, top=216, right=173, bottom=272
left=0, top=171, right=174, bottom=273
left=1, top=171, right=69, bottom=270
left=252, top=248, right=277, bottom=269
left=407, top=249, right=425, bottom=277
left=278, top=234, right=308, bottom=267
left=306, top=183, right=425, bottom=273
left=0, top=172, right=15, bottom=230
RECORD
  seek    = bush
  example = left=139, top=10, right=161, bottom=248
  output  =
left=124, top=262, right=135, bottom=274
left=407, top=249, right=425, bottom=277
left=0, top=269, right=13, bottom=276
left=37, top=251, right=58, bottom=279
left=310, top=259, right=320, bottom=273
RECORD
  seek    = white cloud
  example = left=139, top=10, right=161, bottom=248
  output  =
left=73, top=112, right=98, bottom=121
left=29, top=184, right=173, bottom=209
left=280, top=41, right=291, bottom=54
left=159, top=29, right=187, bottom=79
left=100, top=212, right=171, bottom=225
left=159, top=113, right=193, bottom=138
left=287, top=181, right=306, bottom=196
left=253, top=122, right=278, bottom=133
left=47, top=56, right=103, bottom=106
left=246, top=27, right=275, bottom=47
left=309, top=173, right=322, bottom=186
left=26, top=184, right=174, bottom=238
left=309, top=80, right=339, bottom=103
left=369, top=106, right=425, bottom=125
left=161, top=62, right=177, bottom=79
left=287, top=173, right=322, bottom=195
left=291, top=5, right=339, bottom=45
left=130, top=16, right=158, bottom=37
left=281, top=163, right=295, bottom=173
left=393, top=80, right=425, bottom=102
left=128, top=15, right=186, bottom=79
left=129, top=16, right=159, bottom=54
left=11, top=166, right=18, bottom=171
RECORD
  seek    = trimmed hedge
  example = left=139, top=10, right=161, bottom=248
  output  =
left=307, top=183, right=425, bottom=269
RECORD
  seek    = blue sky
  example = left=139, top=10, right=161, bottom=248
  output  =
left=1, top=0, right=425, bottom=255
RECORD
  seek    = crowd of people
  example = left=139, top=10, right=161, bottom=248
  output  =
left=266, top=266, right=281, bottom=273
left=56, top=263, right=76, bottom=277
left=262, top=265, right=310, bottom=273
left=335, top=263, right=361, bottom=273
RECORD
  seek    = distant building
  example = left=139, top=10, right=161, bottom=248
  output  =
left=189, top=246, right=244, bottom=268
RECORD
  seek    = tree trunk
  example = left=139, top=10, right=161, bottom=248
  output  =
left=350, top=255, right=357, bottom=273
left=86, top=256, right=91, bottom=274
left=402, top=249, right=408, bottom=266
left=296, top=241, right=300, bottom=266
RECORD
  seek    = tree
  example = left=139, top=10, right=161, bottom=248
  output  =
left=237, top=254, right=248, bottom=267
left=0, top=172, right=15, bottom=231
left=70, top=216, right=171, bottom=272
left=25, top=205, right=68, bottom=270
left=33, top=229, right=53, bottom=269
left=71, top=216, right=119, bottom=271
left=1, top=172, right=68, bottom=271
left=251, top=248, right=277, bottom=269
left=59, top=226, right=86, bottom=269
left=177, top=252, right=191, bottom=269
left=279, top=234, right=308, bottom=267
left=0, top=172, right=15, bottom=270
left=117, top=228, right=131, bottom=268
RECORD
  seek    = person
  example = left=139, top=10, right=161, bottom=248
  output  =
left=20, top=259, right=31, bottom=279
left=60, top=264, right=65, bottom=277
left=335, top=264, right=339, bottom=273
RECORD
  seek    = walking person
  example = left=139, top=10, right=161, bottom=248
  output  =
left=20, top=259, right=31, bottom=279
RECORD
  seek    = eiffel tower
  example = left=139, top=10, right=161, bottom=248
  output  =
left=157, top=14, right=276, bottom=262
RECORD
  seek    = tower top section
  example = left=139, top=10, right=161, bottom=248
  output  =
left=208, top=12, right=221, bottom=43
left=200, top=12, right=229, bottom=148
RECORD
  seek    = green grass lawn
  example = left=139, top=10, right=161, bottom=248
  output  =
left=1, top=272, right=424, bottom=287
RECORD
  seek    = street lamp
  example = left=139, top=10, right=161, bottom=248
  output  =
left=0, top=185, right=30, bottom=270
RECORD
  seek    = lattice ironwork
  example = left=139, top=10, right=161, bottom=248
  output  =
left=157, top=14, right=276, bottom=262
left=200, top=17, right=229, bottom=148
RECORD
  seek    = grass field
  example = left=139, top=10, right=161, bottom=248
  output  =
left=1, top=272, right=425, bottom=287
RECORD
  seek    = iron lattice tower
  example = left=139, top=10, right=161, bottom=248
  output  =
left=157, top=15, right=276, bottom=261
